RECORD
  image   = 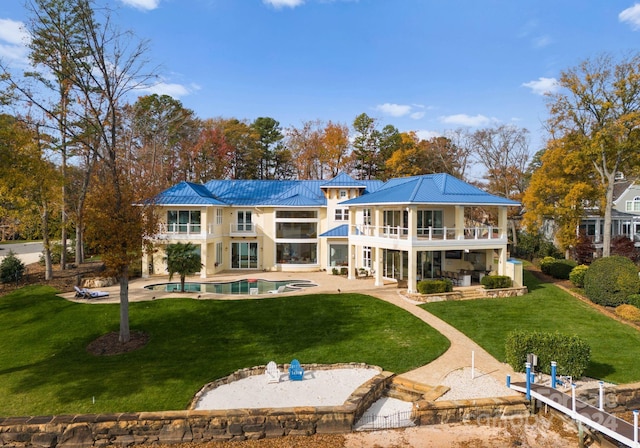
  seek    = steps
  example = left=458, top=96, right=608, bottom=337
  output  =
left=456, top=287, right=485, bottom=300
left=384, top=377, right=449, bottom=402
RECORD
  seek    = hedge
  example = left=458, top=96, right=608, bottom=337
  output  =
left=539, top=256, right=557, bottom=274
left=546, top=259, right=577, bottom=280
left=480, top=275, right=512, bottom=289
left=569, top=265, right=589, bottom=288
left=627, top=294, right=640, bottom=308
left=417, top=279, right=453, bottom=294
left=584, top=256, right=640, bottom=307
left=505, top=330, right=590, bottom=378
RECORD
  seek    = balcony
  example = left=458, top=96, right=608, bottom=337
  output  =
left=351, top=225, right=504, bottom=243
left=230, top=223, right=258, bottom=237
left=153, top=223, right=215, bottom=240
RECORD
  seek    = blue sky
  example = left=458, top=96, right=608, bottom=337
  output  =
left=1, top=0, right=640, bottom=155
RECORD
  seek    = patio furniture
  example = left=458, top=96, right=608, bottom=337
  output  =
left=74, top=286, right=109, bottom=299
left=265, top=361, right=280, bottom=383
left=268, top=285, right=286, bottom=294
left=288, top=359, right=304, bottom=381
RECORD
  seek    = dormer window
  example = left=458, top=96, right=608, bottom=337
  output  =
left=626, top=196, right=640, bottom=212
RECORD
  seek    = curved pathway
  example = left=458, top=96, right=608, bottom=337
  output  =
left=364, top=287, right=519, bottom=386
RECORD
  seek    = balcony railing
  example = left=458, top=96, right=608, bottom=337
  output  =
left=155, top=223, right=214, bottom=239
left=352, top=225, right=503, bottom=241
left=230, top=223, right=258, bottom=236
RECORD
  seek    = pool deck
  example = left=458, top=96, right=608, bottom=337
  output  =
left=59, top=270, right=393, bottom=303
left=57, top=270, right=520, bottom=389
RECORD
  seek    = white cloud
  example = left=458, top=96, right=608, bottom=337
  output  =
left=263, top=0, right=305, bottom=8
left=522, top=77, right=559, bottom=96
left=532, top=35, right=552, bottom=48
left=138, top=82, right=192, bottom=98
left=0, top=19, right=29, bottom=45
left=0, top=19, right=30, bottom=65
left=620, top=4, right=640, bottom=30
left=119, top=0, right=160, bottom=11
left=439, top=114, right=492, bottom=127
left=415, top=129, right=441, bottom=140
left=375, top=103, right=411, bottom=117
left=375, top=102, right=425, bottom=120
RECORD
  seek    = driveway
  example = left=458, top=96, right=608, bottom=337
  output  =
left=0, top=241, right=43, bottom=265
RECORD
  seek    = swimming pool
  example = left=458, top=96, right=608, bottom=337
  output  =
left=144, top=279, right=317, bottom=294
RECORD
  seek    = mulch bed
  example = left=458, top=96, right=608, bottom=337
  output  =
left=86, top=331, right=150, bottom=356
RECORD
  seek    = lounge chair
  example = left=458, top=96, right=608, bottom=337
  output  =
left=288, top=359, right=304, bottom=381
left=265, top=361, right=280, bottom=383
left=74, top=286, right=109, bottom=299
left=268, top=285, right=286, bottom=294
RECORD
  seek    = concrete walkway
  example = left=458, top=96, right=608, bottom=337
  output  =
left=59, top=270, right=521, bottom=388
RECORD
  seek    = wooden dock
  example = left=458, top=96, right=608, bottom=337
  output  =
left=510, top=381, right=637, bottom=447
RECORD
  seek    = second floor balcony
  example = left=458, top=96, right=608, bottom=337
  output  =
left=352, top=225, right=503, bottom=242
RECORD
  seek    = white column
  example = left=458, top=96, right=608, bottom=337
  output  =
left=375, top=246, right=383, bottom=287
left=200, top=242, right=208, bottom=279
left=407, top=249, right=416, bottom=293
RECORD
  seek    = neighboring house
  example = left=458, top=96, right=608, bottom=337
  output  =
left=144, top=172, right=521, bottom=293
left=578, top=178, right=640, bottom=249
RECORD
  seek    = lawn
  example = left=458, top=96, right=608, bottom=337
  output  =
left=422, top=270, right=640, bottom=384
left=0, top=286, right=449, bottom=417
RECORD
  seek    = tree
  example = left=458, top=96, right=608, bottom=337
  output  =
left=523, top=136, right=600, bottom=251
left=287, top=120, right=325, bottom=179
left=352, top=113, right=379, bottom=180
left=0, top=114, right=61, bottom=280
left=0, top=251, right=25, bottom=284
left=164, top=242, right=202, bottom=292
left=58, top=0, right=158, bottom=343
left=546, top=53, right=640, bottom=257
left=470, top=124, right=530, bottom=201
left=251, top=117, right=284, bottom=179
left=11, top=0, right=90, bottom=271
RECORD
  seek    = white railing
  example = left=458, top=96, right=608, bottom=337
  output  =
left=155, top=223, right=216, bottom=238
left=230, top=223, right=257, bottom=235
left=352, top=225, right=503, bottom=241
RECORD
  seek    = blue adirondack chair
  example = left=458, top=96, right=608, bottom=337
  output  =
left=288, top=359, right=304, bottom=381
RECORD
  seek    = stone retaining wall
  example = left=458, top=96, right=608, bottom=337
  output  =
left=578, top=382, right=640, bottom=414
left=0, top=364, right=393, bottom=448
left=482, top=286, right=528, bottom=298
left=414, top=396, right=530, bottom=425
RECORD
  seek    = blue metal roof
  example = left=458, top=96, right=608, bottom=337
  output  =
left=151, top=181, right=227, bottom=206
left=342, top=174, right=520, bottom=206
left=319, top=224, right=349, bottom=237
left=150, top=174, right=516, bottom=208
left=321, top=172, right=367, bottom=188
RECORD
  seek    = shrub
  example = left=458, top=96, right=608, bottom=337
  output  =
left=546, top=259, right=577, bottom=280
left=505, top=330, right=591, bottom=378
left=572, top=231, right=595, bottom=265
left=0, top=251, right=25, bottom=283
left=615, top=304, right=640, bottom=323
left=417, top=279, right=453, bottom=294
left=584, top=256, right=640, bottom=307
left=539, top=256, right=557, bottom=275
left=39, top=242, right=75, bottom=266
left=340, top=267, right=348, bottom=276
left=481, top=275, right=512, bottom=289
left=331, top=268, right=339, bottom=275
left=627, top=294, right=640, bottom=308
left=569, top=265, right=589, bottom=288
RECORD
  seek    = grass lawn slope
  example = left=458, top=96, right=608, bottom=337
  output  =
left=422, top=271, right=640, bottom=384
left=0, top=286, right=449, bottom=417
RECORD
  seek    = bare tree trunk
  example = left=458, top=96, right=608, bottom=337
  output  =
left=602, top=175, right=616, bottom=258
left=119, top=266, right=130, bottom=343
left=41, top=203, right=53, bottom=281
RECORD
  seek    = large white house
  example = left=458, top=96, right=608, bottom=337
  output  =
left=144, top=172, right=521, bottom=293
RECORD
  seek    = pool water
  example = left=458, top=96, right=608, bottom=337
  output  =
left=144, top=279, right=316, bottom=294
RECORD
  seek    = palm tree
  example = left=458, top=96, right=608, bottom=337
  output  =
left=164, top=243, right=203, bottom=292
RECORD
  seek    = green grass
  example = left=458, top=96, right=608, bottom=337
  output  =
left=0, top=286, right=449, bottom=417
left=422, top=270, right=640, bottom=384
